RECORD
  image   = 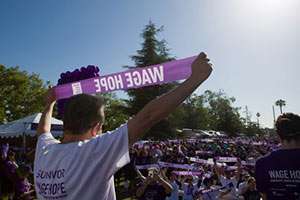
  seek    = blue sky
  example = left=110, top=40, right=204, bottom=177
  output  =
left=1, top=0, right=299, bottom=128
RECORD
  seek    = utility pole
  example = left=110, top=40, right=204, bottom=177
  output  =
left=272, top=105, right=276, bottom=127
left=245, top=106, right=250, bottom=127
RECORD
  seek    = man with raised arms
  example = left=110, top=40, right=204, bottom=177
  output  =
left=34, top=52, right=213, bottom=200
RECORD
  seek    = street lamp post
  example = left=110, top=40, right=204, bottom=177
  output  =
left=272, top=105, right=276, bottom=126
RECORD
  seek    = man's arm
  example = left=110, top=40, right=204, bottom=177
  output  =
left=128, top=52, right=212, bottom=145
left=37, top=88, right=56, bottom=136
left=235, top=159, right=242, bottom=181
left=136, top=177, right=152, bottom=197
left=214, top=162, right=222, bottom=180
left=136, top=168, right=146, bottom=180
left=260, top=193, right=267, bottom=200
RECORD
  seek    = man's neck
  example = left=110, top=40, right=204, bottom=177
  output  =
left=61, top=132, right=91, bottom=144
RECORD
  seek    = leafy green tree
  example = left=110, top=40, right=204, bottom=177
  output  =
left=100, top=93, right=129, bottom=131
left=169, top=94, right=210, bottom=130
left=243, top=121, right=263, bottom=136
left=184, top=95, right=210, bottom=130
left=203, top=90, right=244, bottom=135
left=127, top=21, right=176, bottom=139
left=0, top=65, right=49, bottom=123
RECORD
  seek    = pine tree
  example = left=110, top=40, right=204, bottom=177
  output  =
left=127, top=21, right=176, bottom=139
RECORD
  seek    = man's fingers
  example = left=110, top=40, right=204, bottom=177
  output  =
left=198, top=58, right=210, bottom=65
left=199, top=52, right=207, bottom=59
left=196, top=52, right=210, bottom=63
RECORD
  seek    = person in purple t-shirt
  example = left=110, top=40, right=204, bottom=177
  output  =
left=255, top=113, right=300, bottom=200
left=15, top=165, right=35, bottom=200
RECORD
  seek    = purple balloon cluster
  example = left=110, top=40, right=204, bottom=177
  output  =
left=57, top=65, right=100, bottom=119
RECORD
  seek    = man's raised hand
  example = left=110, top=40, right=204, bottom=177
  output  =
left=128, top=52, right=213, bottom=145
left=37, top=87, right=57, bottom=136
left=45, top=87, right=57, bottom=106
left=190, top=52, right=213, bottom=83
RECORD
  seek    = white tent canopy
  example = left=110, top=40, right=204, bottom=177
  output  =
left=0, top=113, right=63, bottom=138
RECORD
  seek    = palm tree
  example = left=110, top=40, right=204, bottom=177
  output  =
left=275, top=99, right=286, bottom=114
left=256, top=112, right=260, bottom=127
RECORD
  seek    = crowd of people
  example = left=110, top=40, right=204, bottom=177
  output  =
left=1, top=135, right=277, bottom=200
left=115, top=135, right=279, bottom=200
left=0, top=143, right=35, bottom=200
left=1, top=54, right=299, bottom=200
left=1, top=116, right=300, bottom=200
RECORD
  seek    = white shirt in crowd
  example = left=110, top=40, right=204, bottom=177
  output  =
left=220, top=175, right=237, bottom=188
left=238, top=181, right=248, bottom=195
left=34, top=124, right=130, bottom=200
left=219, top=175, right=238, bottom=199
left=183, top=183, right=198, bottom=200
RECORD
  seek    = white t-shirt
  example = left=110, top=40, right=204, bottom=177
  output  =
left=219, top=175, right=237, bottom=198
left=34, top=124, right=130, bottom=200
left=238, top=181, right=247, bottom=195
left=220, top=175, right=238, bottom=188
left=183, top=183, right=197, bottom=200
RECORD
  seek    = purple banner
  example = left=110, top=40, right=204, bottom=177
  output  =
left=54, top=56, right=196, bottom=100
left=216, top=157, right=238, bottom=163
left=189, top=157, right=209, bottom=164
left=172, top=171, right=202, bottom=176
left=135, top=164, right=159, bottom=170
left=158, top=161, right=197, bottom=170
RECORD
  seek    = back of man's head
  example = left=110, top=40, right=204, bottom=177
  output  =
left=63, top=94, right=105, bottom=135
left=276, top=113, right=300, bottom=142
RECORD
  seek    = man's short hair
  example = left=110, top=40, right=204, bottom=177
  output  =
left=63, top=94, right=105, bottom=135
left=276, top=113, right=300, bottom=141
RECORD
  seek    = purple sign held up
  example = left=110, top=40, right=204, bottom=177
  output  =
left=54, top=56, right=196, bottom=100
left=172, top=171, right=203, bottom=176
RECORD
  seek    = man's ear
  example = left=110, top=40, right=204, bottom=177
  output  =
left=91, top=123, right=103, bottom=137
left=90, top=123, right=99, bottom=137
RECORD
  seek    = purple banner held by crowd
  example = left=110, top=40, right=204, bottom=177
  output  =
left=216, top=157, right=238, bottom=163
left=54, top=56, right=196, bottom=100
left=172, top=171, right=203, bottom=176
left=158, top=161, right=197, bottom=170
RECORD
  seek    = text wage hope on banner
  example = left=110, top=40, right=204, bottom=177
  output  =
left=54, top=56, right=197, bottom=100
